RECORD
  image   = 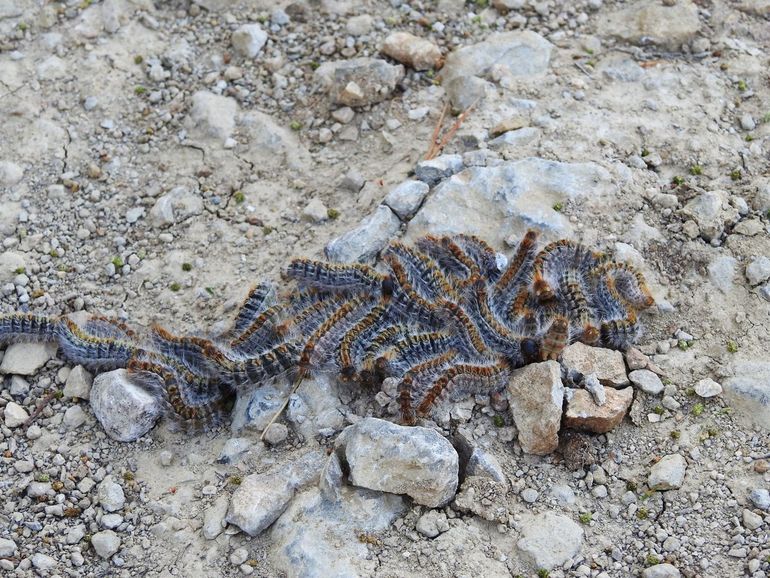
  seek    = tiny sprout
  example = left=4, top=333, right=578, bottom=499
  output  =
left=672, top=176, right=684, bottom=186
left=579, top=512, right=592, bottom=524
left=707, top=427, right=719, bottom=437
left=134, top=55, right=144, bottom=64
left=689, top=165, right=702, bottom=176
left=205, top=287, right=216, bottom=297
left=493, top=414, right=504, bottom=427
left=18, top=22, right=28, bottom=32
left=677, top=339, right=689, bottom=351
left=181, top=262, right=192, bottom=272
left=692, top=403, right=705, bottom=417
left=626, top=481, right=638, bottom=492
left=14, top=267, right=25, bottom=274
left=37, top=473, right=51, bottom=482
left=309, top=61, right=320, bottom=70
left=762, top=112, right=770, bottom=124
left=229, top=475, right=242, bottom=485
left=552, top=202, right=563, bottom=212
left=653, top=405, right=664, bottom=416
left=737, top=80, right=747, bottom=91
left=641, top=148, right=650, bottom=157
left=49, top=249, right=60, bottom=258
left=729, top=169, right=742, bottom=181
left=233, top=191, right=245, bottom=203
left=112, top=256, right=124, bottom=268
left=54, top=390, right=64, bottom=399
left=726, top=340, right=738, bottom=353
left=646, top=554, right=660, bottom=566
left=745, top=134, right=754, bottom=142
left=289, top=120, right=302, bottom=131
left=636, top=507, right=649, bottom=520
left=263, top=226, right=275, bottom=235
left=327, top=208, right=340, bottom=220
left=123, top=471, right=135, bottom=481
left=134, top=86, right=147, bottom=95
left=169, top=282, right=181, bottom=292
left=670, top=430, right=681, bottom=440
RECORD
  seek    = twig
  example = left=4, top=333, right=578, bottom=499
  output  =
left=424, top=98, right=479, bottom=161
left=425, top=102, right=449, bottom=160
left=259, top=375, right=303, bottom=441
left=22, top=390, right=60, bottom=429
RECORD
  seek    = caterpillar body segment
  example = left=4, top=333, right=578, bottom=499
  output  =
left=0, top=313, right=59, bottom=344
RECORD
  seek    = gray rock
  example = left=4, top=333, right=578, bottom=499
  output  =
left=271, top=486, right=404, bottom=578
left=89, top=369, right=162, bottom=442
left=10, top=375, right=29, bottom=396
left=263, top=422, right=289, bottom=445
left=723, top=362, right=770, bottom=430
left=694, top=378, right=722, bottom=398
left=97, top=476, right=125, bottom=512
left=319, top=451, right=345, bottom=503
left=416, top=509, right=450, bottom=538
left=563, top=387, right=633, bottom=434
left=325, top=205, right=400, bottom=263
left=642, top=564, right=681, bottom=578
left=64, top=405, right=87, bottom=429
left=217, top=437, right=254, bottom=464
left=185, top=90, right=238, bottom=142
left=91, top=530, right=121, bottom=559
left=597, top=1, right=700, bottom=48
left=0, top=342, right=57, bottom=375
left=63, top=365, right=93, bottom=399
left=561, top=343, right=629, bottom=387
left=0, top=537, right=16, bottom=557
left=746, top=256, right=770, bottom=286
left=521, top=488, right=539, bottom=503
left=302, top=198, right=328, bottom=224
left=734, top=219, right=764, bottom=237
left=488, top=126, right=540, bottom=149
left=629, top=369, right=664, bottom=395
left=231, top=23, right=267, bottom=58
left=383, top=180, right=430, bottom=220
left=454, top=476, right=509, bottom=522
left=238, top=110, right=312, bottom=171
left=346, top=14, right=372, bottom=36
left=226, top=450, right=324, bottom=536
left=441, top=31, right=552, bottom=109
left=381, top=32, right=442, bottom=71
left=406, top=159, right=614, bottom=248
left=507, top=361, right=564, bottom=455
left=202, top=494, right=229, bottom=539
left=314, top=58, right=405, bottom=107
left=335, top=417, right=459, bottom=508
left=3, top=401, right=29, bottom=428
left=648, top=454, right=687, bottom=490
left=149, top=186, right=204, bottom=227
left=516, top=511, right=583, bottom=571
left=101, top=513, right=123, bottom=529
left=708, top=256, right=738, bottom=293
left=0, top=251, right=26, bottom=283
left=287, top=374, right=346, bottom=439
left=598, top=56, right=644, bottom=82
left=31, top=553, right=57, bottom=570
left=231, top=383, right=288, bottom=433
left=682, top=191, right=736, bottom=241
left=750, top=488, right=770, bottom=511
left=414, top=154, right=464, bottom=186
left=742, top=508, right=763, bottom=530
left=740, top=113, right=756, bottom=131
left=0, top=161, right=23, bottom=185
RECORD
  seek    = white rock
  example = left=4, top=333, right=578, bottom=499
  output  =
left=203, top=494, right=230, bottom=539
left=63, top=365, right=93, bottom=399
left=561, top=342, right=629, bottom=388
left=708, top=256, right=738, bottom=293
left=301, top=198, right=329, bottom=223
left=3, top=401, right=29, bottom=428
left=91, top=530, right=121, bottom=559
left=0, top=342, right=57, bottom=375
left=642, top=564, right=681, bottom=578
left=597, top=1, right=700, bottom=48
left=516, top=511, right=583, bottom=570
left=723, top=362, right=770, bottom=430
left=0, top=161, right=23, bottom=185
left=97, top=476, right=125, bottom=512
left=383, top=179, right=430, bottom=220
left=314, top=58, right=405, bottom=107
left=750, top=488, right=770, bottom=510
left=186, top=90, right=238, bottom=142
left=231, top=24, right=268, bottom=58
left=694, top=378, right=722, bottom=398
left=263, top=422, right=288, bottom=445
left=325, top=205, right=400, bottom=263
left=346, top=14, right=373, bottom=36
left=629, top=369, right=664, bottom=395
left=414, top=154, right=464, bottom=187
left=381, top=31, right=442, bottom=71
left=335, top=417, right=459, bottom=508
left=0, top=537, right=17, bottom=557
left=64, top=405, right=87, bottom=429
left=648, top=454, right=687, bottom=490
left=507, top=361, right=564, bottom=455
left=31, top=553, right=57, bottom=570
left=149, top=186, right=204, bottom=227
left=742, top=508, right=763, bottom=530
left=416, top=510, right=450, bottom=538
left=0, top=251, right=26, bottom=283
left=746, top=256, right=770, bottom=286
left=89, top=369, right=162, bottom=442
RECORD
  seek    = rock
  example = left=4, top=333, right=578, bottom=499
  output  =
left=3, top=401, right=29, bottom=428
left=202, top=494, right=229, bottom=539
left=597, top=1, right=700, bottom=48
left=746, top=256, right=770, bottom=286
left=226, top=450, right=324, bottom=536
left=217, top=437, right=254, bottom=464
left=583, top=373, right=606, bottom=405
left=520, top=488, right=539, bottom=503
left=648, top=454, right=687, bottom=490
left=453, top=476, right=508, bottom=522
left=708, top=256, right=738, bottom=293
left=63, top=365, right=93, bottom=399
left=287, top=374, right=346, bottom=438
left=563, top=387, right=634, bottom=433
left=263, top=423, right=288, bottom=445
left=441, top=31, right=552, bottom=109
left=91, top=530, right=121, bottom=559
left=516, top=511, right=583, bottom=571
left=270, top=486, right=404, bottom=578
left=64, top=405, right=87, bottom=429
left=0, top=251, right=26, bottom=282
left=0, top=161, right=23, bottom=185
left=325, top=205, right=400, bottom=263
left=723, top=362, right=770, bottom=430
left=414, top=154, right=464, bottom=187
left=737, top=1, right=770, bottom=16
left=97, top=476, right=125, bottom=512
left=89, top=369, right=162, bottom=442
left=629, top=369, right=664, bottom=395
left=314, top=58, right=405, bottom=107
left=381, top=32, right=443, bottom=71
left=488, top=127, right=540, bottom=150
left=31, top=553, right=57, bottom=570
left=231, top=384, right=288, bottom=433
left=0, top=342, right=57, bottom=375
left=742, top=508, right=763, bottom=530
left=694, top=378, right=722, bottom=398
left=416, top=510, right=450, bottom=538
left=734, top=219, right=764, bottom=236
left=231, top=23, right=267, bottom=58
left=185, top=91, right=237, bottom=143
left=750, top=488, right=770, bottom=510
left=0, top=537, right=17, bottom=557
left=561, top=343, right=629, bottom=388
left=682, top=191, right=736, bottom=241
left=383, top=179, right=430, bottom=220
left=506, top=361, right=564, bottom=455
left=406, top=159, right=615, bottom=248
left=149, top=186, right=204, bottom=227
left=335, top=417, right=459, bottom=508
left=302, top=198, right=329, bottom=224
left=642, top=564, right=681, bottom=578
left=239, top=110, right=312, bottom=171
left=454, top=433, right=507, bottom=485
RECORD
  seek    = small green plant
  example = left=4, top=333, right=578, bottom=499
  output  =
left=289, top=120, right=302, bottom=131
left=327, top=208, right=340, bottom=220
left=181, top=262, right=192, bottom=272
left=641, top=148, right=650, bottom=157
left=475, top=0, right=489, bottom=6
left=537, top=570, right=550, bottom=578
left=685, top=387, right=696, bottom=397
left=263, top=226, right=275, bottom=235
left=233, top=191, right=245, bottom=204
left=493, top=414, right=504, bottom=427
left=626, top=480, right=637, bottom=492
left=205, top=287, right=216, bottom=297
left=692, top=403, right=705, bottom=417
left=49, top=249, right=60, bottom=258
left=672, top=176, right=684, bottom=186
left=229, top=475, right=242, bottom=485
left=670, top=430, right=681, bottom=440
left=18, top=22, right=28, bottom=32
left=762, top=112, right=770, bottom=123
left=54, top=390, right=64, bottom=399
left=134, top=55, right=144, bottom=64
left=636, top=507, right=649, bottom=520
left=745, top=134, right=754, bottom=142
left=579, top=512, right=592, bottom=524
left=726, top=340, right=738, bottom=353
left=737, top=79, right=747, bottom=91
left=689, top=165, right=703, bottom=176
left=123, top=471, right=135, bottom=481
left=646, top=554, right=660, bottom=566
left=707, top=427, right=719, bottom=437
left=653, top=405, right=664, bottom=415
left=677, top=339, right=689, bottom=351
left=730, top=169, right=742, bottom=181
left=309, top=61, right=320, bottom=70
left=14, top=267, right=25, bottom=274
left=37, top=473, right=50, bottom=482
left=552, top=202, right=563, bottom=212
left=134, top=86, right=147, bottom=95
left=112, top=256, right=124, bottom=268
left=169, top=282, right=181, bottom=292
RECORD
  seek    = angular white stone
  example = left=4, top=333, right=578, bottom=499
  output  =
left=516, top=511, right=583, bottom=570
left=648, top=454, right=687, bottom=490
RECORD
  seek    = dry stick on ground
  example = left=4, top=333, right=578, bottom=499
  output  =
left=424, top=98, right=480, bottom=161
left=22, top=389, right=61, bottom=429
left=259, top=376, right=302, bottom=441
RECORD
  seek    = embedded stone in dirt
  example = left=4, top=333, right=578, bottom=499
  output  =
left=516, top=511, right=583, bottom=571
left=381, top=32, right=442, bottom=71
left=0, top=342, right=57, bottom=376
left=561, top=342, right=629, bottom=387
left=563, top=387, right=634, bottom=433
left=89, top=369, right=162, bottom=442
left=648, top=454, right=687, bottom=490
